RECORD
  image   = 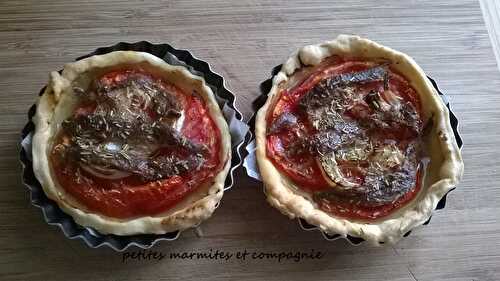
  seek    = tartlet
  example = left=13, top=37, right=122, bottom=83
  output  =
left=255, top=35, right=463, bottom=244
left=32, top=51, right=231, bottom=235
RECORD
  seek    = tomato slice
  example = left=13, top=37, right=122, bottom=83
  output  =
left=266, top=134, right=329, bottom=191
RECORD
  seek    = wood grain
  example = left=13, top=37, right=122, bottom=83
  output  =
left=1, top=0, right=499, bottom=280
left=480, top=0, right=500, bottom=72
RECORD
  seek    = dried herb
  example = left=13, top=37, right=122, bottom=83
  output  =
left=273, top=65, right=426, bottom=206
left=60, top=72, right=206, bottom=181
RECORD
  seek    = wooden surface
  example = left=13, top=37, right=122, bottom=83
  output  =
left=480, top=0, right=500, bottom=72
left=1, top=0, right=499, bottom=280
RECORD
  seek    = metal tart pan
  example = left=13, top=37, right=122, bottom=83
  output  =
left=20, top=41, right=249, bottom=251
left=243, top=64, right=462, bottom=245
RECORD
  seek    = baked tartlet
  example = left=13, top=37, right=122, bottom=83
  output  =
left=255, top=35, right=463, bottom=244
left=32, top=51, right=231, bottom=235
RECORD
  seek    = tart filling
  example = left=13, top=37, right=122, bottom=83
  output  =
left=51, top=69, right=222, bottom=218
left=266, top=59, right=426, bottom=220
left=32, top=51, right=231, bottom=235
left=255, top=35, right=463, bottom=244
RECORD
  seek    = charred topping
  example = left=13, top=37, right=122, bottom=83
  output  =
left=55, top=71, right=206, bottom=181
left=269, top=65, right=426, bottom=207
left=328, top=65, right=387, bottom=87
left=314, top=142, right=421, bottom=206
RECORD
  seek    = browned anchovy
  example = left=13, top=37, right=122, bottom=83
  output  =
left=294, top=67, right=388, bottom=153
left=268, top=66, right=388, bottom=135
left=314, top=165, right=417, bottom=207
left=326, top=65, right=387, bottom=88
left=299, top=66, right=387, bottom=120
left=59, top=73, right=206, bottom=181
left=284, top=65, right=425, bottom=205
left=314, top=152, right=419, bottom=207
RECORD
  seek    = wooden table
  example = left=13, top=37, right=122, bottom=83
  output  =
left=1, top=0, right=499, bottom=280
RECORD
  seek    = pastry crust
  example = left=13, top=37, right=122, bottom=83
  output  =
left=32, top=51, right=231, bottom=235
left=255, top=35, right=464, bottom=244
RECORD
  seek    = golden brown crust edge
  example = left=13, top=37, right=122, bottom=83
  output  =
left=32, top=51, right=231, bottom=235
left=255, top=34, right=464, bottom=245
